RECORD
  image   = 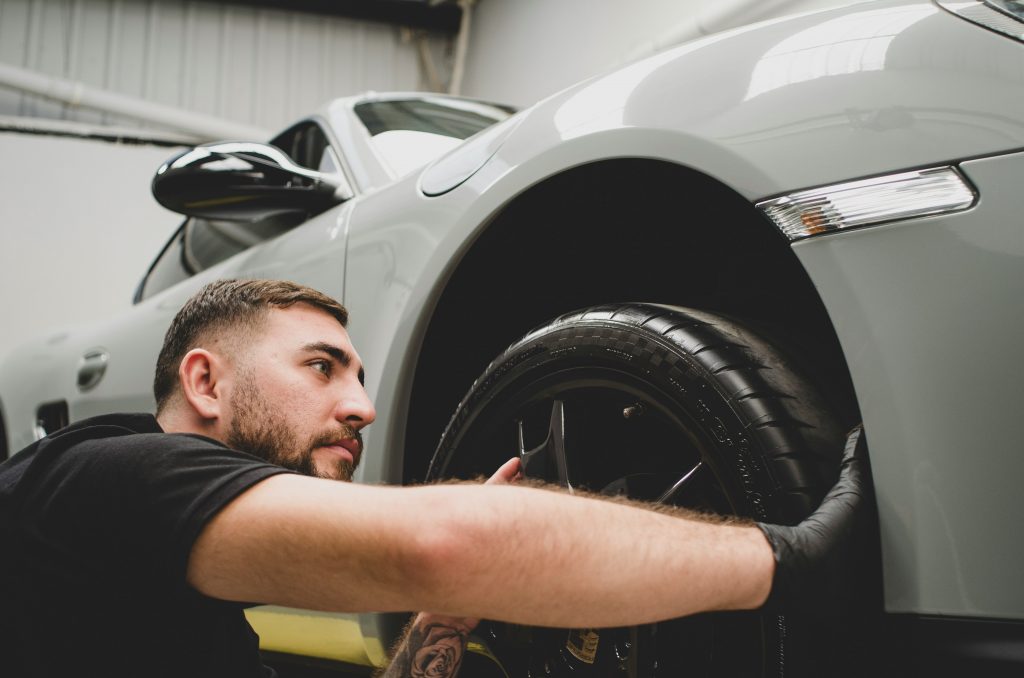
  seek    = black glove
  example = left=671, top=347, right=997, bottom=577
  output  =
left=757, top=425, right=872, bottom=620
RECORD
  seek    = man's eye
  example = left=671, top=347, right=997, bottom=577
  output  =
left=311, top=360, right=332, bottom=377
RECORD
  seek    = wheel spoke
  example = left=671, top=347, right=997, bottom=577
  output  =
left=548, top=400, right=571, bottom=492
left=656, top=461, right=703, bottom=504
left=517, top=420, right=539, bottom=474
left=518, top=399, right=574, bottom=493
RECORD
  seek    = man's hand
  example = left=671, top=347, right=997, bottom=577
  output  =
left=485, top=457, right=522, bottom=486
left=756, top=425, right=872, bottom=619
left=378, top=458, right=521, bottom=678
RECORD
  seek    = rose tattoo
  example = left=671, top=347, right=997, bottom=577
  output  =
left=379, top=615, right=472, bottom=678
left=410, top=624, right=466, bottom=678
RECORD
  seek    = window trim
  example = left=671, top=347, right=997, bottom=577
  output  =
left=271, top=115, right=358, bottom=200
left=133, top=222, right=187, bottom=304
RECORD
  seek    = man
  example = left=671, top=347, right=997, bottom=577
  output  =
left=0, top=279, right=868, bottom=677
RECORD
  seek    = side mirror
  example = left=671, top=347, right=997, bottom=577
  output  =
left=152, top=142, right=351, bottom=222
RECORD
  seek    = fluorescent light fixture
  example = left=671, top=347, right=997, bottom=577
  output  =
left=756, top=167, right=977, bottom=241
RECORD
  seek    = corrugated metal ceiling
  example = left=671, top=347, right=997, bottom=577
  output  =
left=0, top=0, right=449, bottom=132
left=217, top=0, right=462, bottom=32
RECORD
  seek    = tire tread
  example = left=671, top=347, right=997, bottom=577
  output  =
left=433, top=303, right=844, bottom=522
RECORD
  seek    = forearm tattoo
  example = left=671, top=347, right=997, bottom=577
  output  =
left=379, top=616, right=471, bottom=678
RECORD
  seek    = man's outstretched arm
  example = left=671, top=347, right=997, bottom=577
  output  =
left=187, top=472, right=771, bottom=626
left=187, top=427, right=867, bottom=628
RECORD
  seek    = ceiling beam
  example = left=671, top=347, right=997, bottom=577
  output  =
left=214, top=0, right=462, bottom=33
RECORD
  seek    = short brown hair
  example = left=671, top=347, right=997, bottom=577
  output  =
left=153, top=279, right=348, bottom=412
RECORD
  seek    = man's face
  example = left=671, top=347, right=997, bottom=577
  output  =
left=223, top=304, right=375, bottom=481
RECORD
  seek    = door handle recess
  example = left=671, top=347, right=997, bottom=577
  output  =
left=77, top=350, right=109, bottom=391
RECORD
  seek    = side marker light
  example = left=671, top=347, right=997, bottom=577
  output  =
left=756, top=167, right=977, bottom=241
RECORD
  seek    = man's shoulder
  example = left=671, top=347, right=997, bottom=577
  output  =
left=20, top=413, right=265, bottom=477
left=53, top=412, right=162, bottom=438
left=34, top=412, right=164, bottom=457
left=38, top=413, right=208, bottom=459
left=2, top=413, right=287, bottom=509
left=1, top=413, right=161, bottom=478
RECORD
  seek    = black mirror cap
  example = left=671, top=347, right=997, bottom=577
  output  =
left=152, top=141, right=343, bottom=222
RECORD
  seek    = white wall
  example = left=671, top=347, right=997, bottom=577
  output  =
left=0, top=132, right=182, bottom=362
left=460, top=0, right=860, bottom=106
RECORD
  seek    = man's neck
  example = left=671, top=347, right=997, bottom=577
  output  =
left=156, top=407, right=223, bottom=443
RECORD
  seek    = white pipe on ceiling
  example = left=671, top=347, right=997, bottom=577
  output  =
left=0, top=62, right=271, bottom=142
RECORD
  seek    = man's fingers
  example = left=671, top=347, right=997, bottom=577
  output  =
left=485, top=457, right=522, bottom=485
left=756, top=423, right=870, bottom=619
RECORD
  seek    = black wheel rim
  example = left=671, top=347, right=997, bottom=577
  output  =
left=436, top=365, right=774, bottom=678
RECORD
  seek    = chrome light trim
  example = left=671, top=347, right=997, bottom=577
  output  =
left=756, top=167, right=977, bottom=241
left=937, top=2, right=1024, bottom=42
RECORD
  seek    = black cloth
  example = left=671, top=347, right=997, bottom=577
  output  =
left=0, top=413, right=295, bottom=677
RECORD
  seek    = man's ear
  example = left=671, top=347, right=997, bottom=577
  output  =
left=178, top=348, right=227, bottom=421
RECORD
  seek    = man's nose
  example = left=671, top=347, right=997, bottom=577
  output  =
left=335, top=383, right=376, bottom=429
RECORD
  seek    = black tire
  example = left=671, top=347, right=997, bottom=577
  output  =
left=428, top=303, right=848, bottom=678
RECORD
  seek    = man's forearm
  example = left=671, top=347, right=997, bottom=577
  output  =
left=189, top=475, right=773, bottom=626
left=378, top=614, right=472, bottom=678
left=409, top=484, right=773, bottom=626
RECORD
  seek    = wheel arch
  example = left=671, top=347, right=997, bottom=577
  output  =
left=402, top=157, right=861, bottom=482
left=0, top=396, right=8, bottom=460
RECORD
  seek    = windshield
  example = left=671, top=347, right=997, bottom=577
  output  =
left=985, top=0, right=1024, bottom=20
left=354, top=98, right=514, bottom=177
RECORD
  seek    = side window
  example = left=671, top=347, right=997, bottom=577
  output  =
left=137, top=121, right=338, bottom=302
left=182, top=213, right=305, bottom=273
left=137, top=226, right=189, bottom=302
left=272, top=122, right=333, bottom=172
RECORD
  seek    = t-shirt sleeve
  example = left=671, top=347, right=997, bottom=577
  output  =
left=137, top=433, right=296, bottom=586
left=44, top=432, right=294, bottom=589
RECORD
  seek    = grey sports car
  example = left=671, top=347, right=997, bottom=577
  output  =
left=2, top=0, right=1022, bottom=675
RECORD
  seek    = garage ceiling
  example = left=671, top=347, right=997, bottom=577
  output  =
left=214, top=0, right=463, bottom=32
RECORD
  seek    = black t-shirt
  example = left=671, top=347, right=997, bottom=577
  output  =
left=0, top=413, right=295, bottom=677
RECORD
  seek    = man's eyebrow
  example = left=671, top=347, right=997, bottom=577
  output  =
left=302, top=342, right=365, bottom=384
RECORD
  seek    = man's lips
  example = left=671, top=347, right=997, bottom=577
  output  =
left=318, top=439, right=361, bottom=465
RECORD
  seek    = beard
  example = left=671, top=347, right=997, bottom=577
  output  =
left=226, top=372, right=360, bottom=481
